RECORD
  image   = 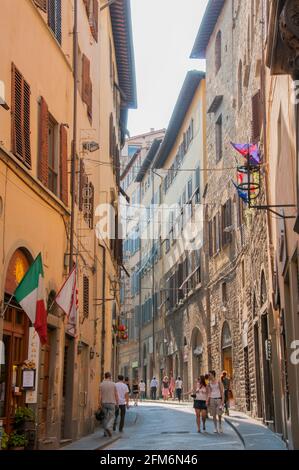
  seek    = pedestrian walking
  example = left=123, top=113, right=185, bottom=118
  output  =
left=113, top=375, right=129, bottom=433
left=150, top=377, right=158, bottom=400
left=162, top=376, right=169, bottom=401
left=221, top=370, right=231, bottom=416
left=132, top=379, right=139, bottom=406
left=186, top=376, right=208, bottom=433
left=207, top=370, right=224, bottom=434
left=98, top=372, right=119, bottom=437
left=175, top=376, right=183, bottom=403
left=139, top=379, right=146, bottom=400
left=169, top=373, right=175, bottom=399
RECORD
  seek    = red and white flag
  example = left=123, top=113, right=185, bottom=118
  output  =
left=55, top=266, right=78, bottom=335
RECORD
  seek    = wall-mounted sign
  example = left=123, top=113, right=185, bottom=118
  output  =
left=131, top=361, right=138, bottom=368
left=26, top=328, right=40, bottom=404
left=22, top=369, right=36, bottom=390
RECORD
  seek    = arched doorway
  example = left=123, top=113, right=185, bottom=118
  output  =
left=221, top=322, right=233, bottom=379
left=191, top=328, right=203, bottom=384
left=1, top=248, right=32, bottom=432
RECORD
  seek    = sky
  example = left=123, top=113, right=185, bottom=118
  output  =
left=127, top=0, right=208, bottom=137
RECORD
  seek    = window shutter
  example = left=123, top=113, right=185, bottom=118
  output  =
left=34, top=0, right=48, bottom=12
left=90, top=0, right=99, bottom=42
left=11, top=64, right=31, bottom=167
left=88, top=182, right=94, bottom=229
left=48, top=0, right=61, bottom=44
left=87, top=80, right=92, bottom=121
left=23, top=80, right=31, bottom=167
left=56, top=0, right=62, bottom=44
left=82, top=54, right=90, bottom=105
left=83, top=276, right=89, bottom=318
left=251, top=90, right=262, bottom=142
left=83, top=0, right=89, bottom=14
left=60, top=124, right=68, bottom=205
left=38, top=96, right=49, bottom=185
left=215, top=115, right=222, bottom=162
left=79, top=159, right=88, bottom=211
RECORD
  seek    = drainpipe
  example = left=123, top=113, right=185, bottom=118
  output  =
left=69, top=0, right=78, bottom=273
left=99, top=245, right=106, bottom=380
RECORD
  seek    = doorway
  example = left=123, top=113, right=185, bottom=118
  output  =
left=221, top=322, right=233, bottom=380
left=61, top=335, right=75, bottom=440
left=261, top=313, right=275, bottom=422
left=0, top=305, right=29, bottom=432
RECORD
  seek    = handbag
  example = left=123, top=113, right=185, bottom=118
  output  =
left=191, top=393, right=196, bottom=399
left=95, top=408, right=105, bottom=422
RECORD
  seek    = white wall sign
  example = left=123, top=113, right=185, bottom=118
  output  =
left=25, top=327, right=40, bottom=404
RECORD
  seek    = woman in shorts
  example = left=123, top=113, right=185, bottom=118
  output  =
left=192, top=376, right=208, bottom=433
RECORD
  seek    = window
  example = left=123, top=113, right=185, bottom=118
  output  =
left=215, top=31, right=222, bottom=74
left=215, top=115, right=223, bottom=162
left=48, top=0, right=62, bottom=45
left=209, top=220, right=213, bottom=257
left=128, top=145, right=141, bottom=158
left=82, top=54, right=92, bottom=121
left=242, top=260, right=245, bottom=288
left=251, top=90, right=262, bottom=142
left=84, top=0, right=99, bottom=42
left=48, top=115, right=59, bottom=195
left=11, top=64, right=31, bottom=167
left=34, top=0, right=47, bottom=11
left=83, top=276, right=89, bottom=318
left=222, top=282, right=228, bottom=304
left=238, top=60, right=243, bottom=110
left=222, top=199, right=232, bottom=246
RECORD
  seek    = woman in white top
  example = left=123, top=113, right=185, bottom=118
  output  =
left=207, top=370, right=224, bottom=433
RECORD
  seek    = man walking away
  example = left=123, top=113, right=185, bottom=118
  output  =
left=150, top=377, right=158, bottom=400
left=99, top=372, right=118, bottom=437
left=175, top=376, right=183, bottom=403
left=221, top=370, right=231, bottom=416
left=113, top=375, right=129, bottom=432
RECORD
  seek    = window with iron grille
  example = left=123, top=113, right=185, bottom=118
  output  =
left=48, top=0, right=62, bottom=45
left=215, top=31, right=222, bottom=74
left=215, top=115, right=223, bottom=163
left=83, top=276, right=89, bottom=317
left=221, top=199, right=232, bottom=246
left=11, top=64, right=31, bottom=167
left=251, top=90, right=262, bottom=142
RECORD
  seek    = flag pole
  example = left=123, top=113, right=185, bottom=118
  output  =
left=1, top=293, right=14, bottom=318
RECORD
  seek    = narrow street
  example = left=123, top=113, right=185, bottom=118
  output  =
left=106, top=403, right=243, bottom=451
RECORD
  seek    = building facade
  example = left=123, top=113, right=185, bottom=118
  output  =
left=0, top=0, right=136, bottom=448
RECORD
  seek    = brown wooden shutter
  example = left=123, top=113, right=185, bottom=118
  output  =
left=87, top=80, right=92, bottom=121
left=34, top=0, right=47, bottom=12
left=38, top=96, right=49, bottom=186
left=79, top=159, right=86, bottom=211
left=208, top=220, right=213, bottom=257
left=60, top=124, right=68, bottom=206
left=82, top=54, right=90, bottom=105
left=11, top=64, right=31, bottom=167
left=83, top=0, right=89, bottom=14
left=83, top=276, right=89, bottom=318
left=251, top=90, right=262, bottom=142
left=88, top=182, right=94, bottom=229
left=90, top=0, right=99, bottom=42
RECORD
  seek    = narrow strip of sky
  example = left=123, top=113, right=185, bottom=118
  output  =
left=128, top=0, right=208, bottom=137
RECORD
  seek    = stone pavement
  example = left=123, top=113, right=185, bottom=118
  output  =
left=224, top=410, right=287, bottom=450
left=59, top=408, right=138, bottom=450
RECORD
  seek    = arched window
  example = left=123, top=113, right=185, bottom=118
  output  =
left=215, top=31, right=222, bottom=74
left=238, top=60, right=243, bottom=110
left=260, top=271, right=267, bottom=306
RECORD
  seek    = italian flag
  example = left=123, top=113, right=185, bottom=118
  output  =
left=14, top=253, right=47, bottom=345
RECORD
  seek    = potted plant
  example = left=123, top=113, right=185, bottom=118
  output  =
left=1, top=431, right=9, bottom=450
left=14, top=407, right=35, bottom=432
left=9, top=432, right=28, bottom=450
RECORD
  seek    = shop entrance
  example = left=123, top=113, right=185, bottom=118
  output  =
left=221, top=322, right=233, bottom=379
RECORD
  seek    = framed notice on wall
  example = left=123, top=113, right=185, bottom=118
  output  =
left=22, top=369, right=36, bottom=390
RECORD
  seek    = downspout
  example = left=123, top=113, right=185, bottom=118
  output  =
left=100, top=244, right=106, bottom=380
left=69, top=0, right=78, bottom=273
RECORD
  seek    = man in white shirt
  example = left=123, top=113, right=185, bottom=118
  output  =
left=113, top=375, right=129, bottom=432
left=175, top=376, right=183, bottom=403
left=150, top=377, right=158, bottom=400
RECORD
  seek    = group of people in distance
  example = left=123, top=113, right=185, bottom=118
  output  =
left=98, top=370, right=232, bottom=437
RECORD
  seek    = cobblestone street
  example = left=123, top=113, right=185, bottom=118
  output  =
left=106, top=402, right=244, bottom=451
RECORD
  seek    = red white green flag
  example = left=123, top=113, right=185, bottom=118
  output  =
left=14, top=253, right=47, bottom=345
